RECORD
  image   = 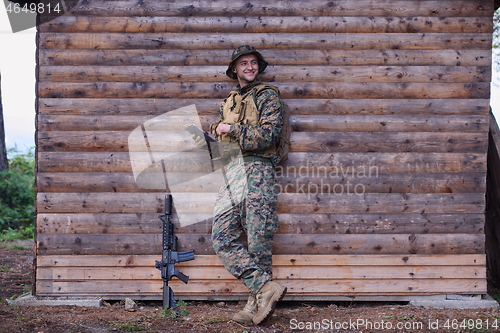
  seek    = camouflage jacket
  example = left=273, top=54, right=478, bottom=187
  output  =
left=210, top=81, right=284, bottom=164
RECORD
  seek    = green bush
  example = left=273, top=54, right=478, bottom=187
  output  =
left=0, top=225, right=34, bottom=242
left=0, top=147, right=35, bottom=232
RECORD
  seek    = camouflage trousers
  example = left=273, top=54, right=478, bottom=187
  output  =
left=212, top=156, right=279, bottom=295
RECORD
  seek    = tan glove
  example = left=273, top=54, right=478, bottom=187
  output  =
left=191, top=133, right=208, bottom=150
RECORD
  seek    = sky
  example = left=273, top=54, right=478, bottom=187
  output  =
left=1, top=7, right=500, bottom=153
left=0, top=5, right=36, bottom=152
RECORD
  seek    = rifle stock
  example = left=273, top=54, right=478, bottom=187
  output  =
left=155, top=194, right=195, bottom=311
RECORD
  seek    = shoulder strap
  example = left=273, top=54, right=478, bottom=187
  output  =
left=251, top=84, right=280, bottom=109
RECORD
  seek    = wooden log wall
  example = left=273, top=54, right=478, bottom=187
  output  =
left=35, top=0, right=493, bottom=300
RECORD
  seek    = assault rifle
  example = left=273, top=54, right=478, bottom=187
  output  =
left=155, top=194, right=195, bottom=311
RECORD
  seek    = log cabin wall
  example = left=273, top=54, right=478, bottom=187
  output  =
left=35, top=0, right=493, bottom=300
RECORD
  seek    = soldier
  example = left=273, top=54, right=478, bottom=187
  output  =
left=202, top=45, right=287, bottom=325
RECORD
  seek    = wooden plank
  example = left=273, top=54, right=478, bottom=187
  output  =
left=34, top=278, right=487, bottom=297
left=41, top=16, right=493, bottom=33
left=289, top=115, right=490, bottom=133
left=37, top=114, right=214, bottom=131
left=36, top=233, right=485, bottom=256
left=38, top=65, right=491, bottom=83
left=36, top=172, right=486, bottom=194
left=35, top=192, right=485, bottom=214
left=36, top=213, right=485, bottom=235
left=37, top=152, right=487, bottom=173
left=38, top=49, right=493, bottom=67
left=277, top=213, right=485, bottom=235
left=38, top=98, right=492, bottom=116
left=36, top=265, right=484, bottom=280
left=38, top=82, right=490, bottom=99
left=39, top=33, right=492, bottom=50
left=271, top=234, right=485, bottom=255
left=290, top=132, right=488, bottom=153
left=36, top=254, right=487, bottom=267
left=36, top=172, right=219, bottom=193
left=37, top=115, right=490, bottom=133
left=275, top=173, right=486, bottom=194
left=280, top=152, right=487, bottom=174
left=277, top=193, right=485, bottom=214
left=37, top=130, right=488, bottom=153
left=67, top=0, right=494, bottom=18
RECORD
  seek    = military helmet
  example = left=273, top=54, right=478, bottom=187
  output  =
left=226, top=45, right=268, bottom=79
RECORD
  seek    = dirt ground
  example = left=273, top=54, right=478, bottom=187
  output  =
left=2, top=242, right=500, bottom=333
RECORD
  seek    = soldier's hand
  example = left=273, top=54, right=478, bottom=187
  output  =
left=191, top=133, right=208, bottom=150
left=216, top=123, right=231, bottom=136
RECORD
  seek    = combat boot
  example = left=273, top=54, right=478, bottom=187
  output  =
left=232, top=294, right=257, bottom=325
left=252, top=281, right=287, bottom=325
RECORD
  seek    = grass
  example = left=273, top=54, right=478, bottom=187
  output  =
left=0, top=264, right=11, bottom=272
left=109, top=320, right=149, bottom=332
left=158, top=300, right=189, bottom=319
left=0, top=225, right=34, bottom=250
left=6, top=291, right=30, bottom=305
left=0, top=226, right=34, bottom=242
left=0, top=242, right=31, bottom=250
left=159, top=307, right=189, bottom=319
left=491, top=294, right=500, bottom=303
left=117, top=323, right=148, bottom=332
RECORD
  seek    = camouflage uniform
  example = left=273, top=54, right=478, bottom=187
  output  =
left=210, top=81, right=284, bottom=295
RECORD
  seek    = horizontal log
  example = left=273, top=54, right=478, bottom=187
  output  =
left=274, top=172, right=486, bottom=194
left=36, top=265, right=484, bottom=281
left=38, top=49, right=493, bottom=67
left=38, top=65, right=491, bottom=83
left=38, top=82, right=490, bottom=99
left=36, top=172, right=220, bottom=193
left=36, top=279, right=487, bottom=300
left=274, top=234, right=485, bottom=255
left=37, top=114, right=490, bottom=133
left=279, top=211, right=482, bottom=236
left=36, top=172, right=486, bottom=194
left=41, top=15, right=493, bottom=33
left=290, top=115, right=489, bottom=132
left=36, top=254, right=487, bottom=267
left=68, top=0, right=493, bottom=17
left=37, top=152, right=487, bottom=173
left=277, top=192, right=485, bottom=215
left=38, top=98, right=491, bottom=116
left=37, top=212, right=485, bottom=235
left=34, top=278, right=487, bottom=297
left=39, top=33, right=492, bottom=50
left=36, top=233, right=485, bottom=256
left=35, top=192, right=485, bottom=214
left=38, top=114, right=215, bottom=132
left=37, top=130, right=488, bottom=153
left=291, top=132, right=488, bottom=153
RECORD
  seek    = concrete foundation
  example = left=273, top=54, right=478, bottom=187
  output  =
left=10, top=294, right=499, bottom=309
left=409, top=294, right=499, bottom=310
left=11, top=294, right=103, bottom=307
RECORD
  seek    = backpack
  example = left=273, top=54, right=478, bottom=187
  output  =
left=250, top=85, right=291, bottom=166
